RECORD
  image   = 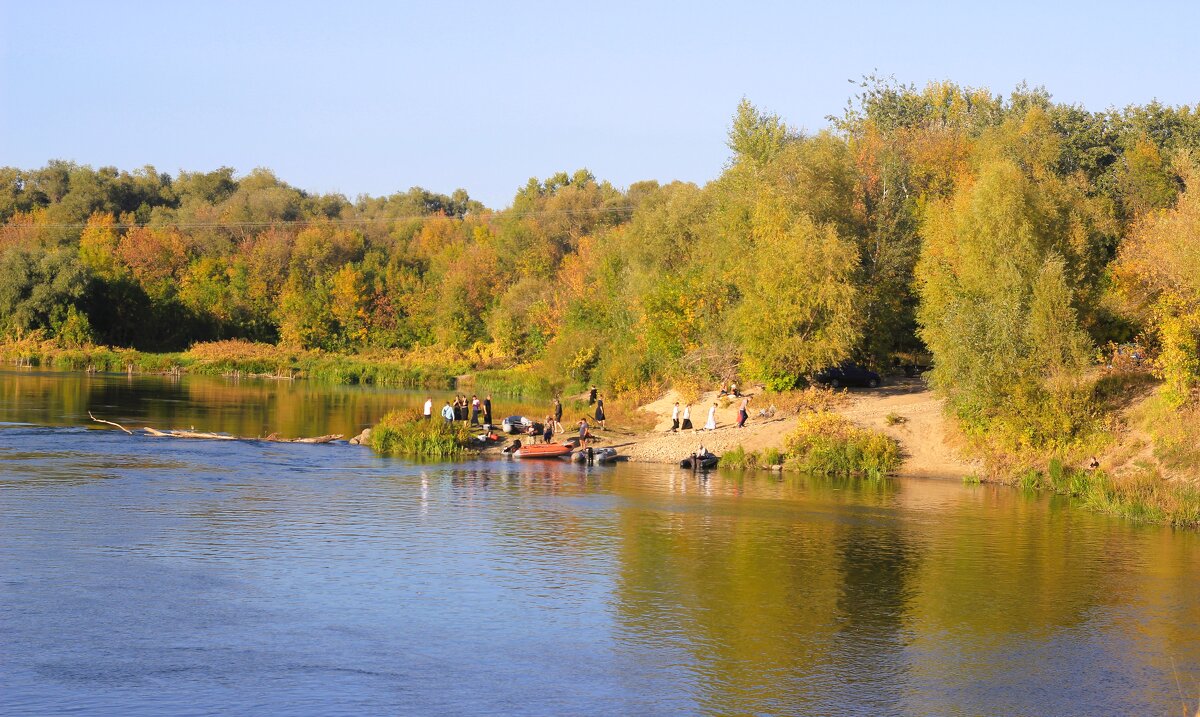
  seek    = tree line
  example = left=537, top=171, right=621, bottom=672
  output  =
left=3, top=77, right=1200, bottom=450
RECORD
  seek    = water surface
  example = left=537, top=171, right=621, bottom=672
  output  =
left=1, top=371, right=1198, bottom=716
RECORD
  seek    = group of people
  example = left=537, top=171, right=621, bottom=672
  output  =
left=422, top=391, right=608, bottom=441
left=426, top=394, right=493, bottom=426
left=669, top=393, right=751, bottom=432
left=670, top=401, right=719, bottom=431
left=532, top=393, right=605, bottom=444
left=531, top=414, right=597, bottom=445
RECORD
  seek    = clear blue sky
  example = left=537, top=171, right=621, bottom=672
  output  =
left=2, top=1, right=1198, bottom=208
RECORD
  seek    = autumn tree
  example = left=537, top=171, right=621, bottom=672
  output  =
left=1113, top=157, right=1200, bottom=406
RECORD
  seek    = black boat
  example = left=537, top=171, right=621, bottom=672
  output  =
left=680, top=452, right=719, bottom=470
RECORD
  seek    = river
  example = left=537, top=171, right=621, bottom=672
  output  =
left=1, top=370, right=1198, bottom=716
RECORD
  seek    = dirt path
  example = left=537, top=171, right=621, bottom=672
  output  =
left=835, top=378, right=978, bottom=479
left=613, top=378, right=977, bottom=479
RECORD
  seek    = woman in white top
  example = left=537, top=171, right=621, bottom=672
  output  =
left=704, top=402, right=717, bottom=431
left=681, top=404, right=693, bottom=430
left=670, top=402, right=680, bottom=432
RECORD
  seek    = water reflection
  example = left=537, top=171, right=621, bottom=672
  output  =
left=1, top=418, right=1198, bottom=714
left=0, top=369, right=481, bottom=439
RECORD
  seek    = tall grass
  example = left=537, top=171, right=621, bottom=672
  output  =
left=1013, top=462, right=1200, bottom=527
left=469, top=368, right=559, bottom=399
left=369, top=410, right=472, bottom=457
left=722, top=445, right=759, bottom=470
left=0, top=338, right=465, bottom=388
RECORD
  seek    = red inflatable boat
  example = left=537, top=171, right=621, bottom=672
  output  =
left=513, top=443, right=574, bottom=459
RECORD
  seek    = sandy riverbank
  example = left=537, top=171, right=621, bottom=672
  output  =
left=583, top=378, right=977, bottom=479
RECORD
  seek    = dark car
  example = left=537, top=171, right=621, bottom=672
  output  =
left=813, top=362, right=881, bottom=389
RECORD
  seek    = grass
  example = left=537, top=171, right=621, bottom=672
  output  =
left=755, top=385, right=848, bottom=416
left=885, top=412, right=907, bottom=426
left=722, top=445, right=759, bottom=470
left=1012, top=461, right=1200, bottom=527
left=467, top=367, right=559, bottom=399
left=368, top=410, right=473, bottom=457
left=948, top=377, right=1200, bottom=528
left=781, top=412, right=901, bottom=479
left=762, top=446, right=783, bottom=467
left=720, top=413, right=900, bottom=478
left=0, top=338, right=468, bottom=389
left=1133, top=392, right=1200, bottom=476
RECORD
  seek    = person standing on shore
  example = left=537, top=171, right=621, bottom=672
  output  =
left=704, top=402, right=717, bottom=431
left=588, top=386, right=597, bottom=405
left=423, top=396, right=433, bottom=420
left=737, top=396, right=750, bottom=428
left=594, top=395, right=606, bottom=430
left=670, top=402, right=680, bottom=432
left=441, top=401, right=455, bottom=424
left=483, top=395, right=493, bottom=427
left=578, top=417, right=590, bottom=446
left=681, top=404, right=692, bottom=430
left=470, top=395, right=481, bottom=425
left=543, top=415, right=554, bottom=444
left=553, top=397, right=563, bottom=432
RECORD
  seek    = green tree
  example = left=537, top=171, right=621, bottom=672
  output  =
left=0, top=246, right=91, bottom=338
left=916, top=159, right=1101, bottom=445
left=735, top=215, right=860, bottom=389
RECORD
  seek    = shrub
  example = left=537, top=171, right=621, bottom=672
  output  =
left=723, top=445, right=747, bottom=468
left=722, top=445, right=761, bottom=470
left=885, top=412, right=907, bottom=426
left=369, top=410, right=472, bottom=457
left=762, top=447, right=783, bottom=466
left=783, top=412, right=901, bottom=478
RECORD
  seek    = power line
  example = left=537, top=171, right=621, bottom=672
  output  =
left=8, top=204, right=640, bottom=231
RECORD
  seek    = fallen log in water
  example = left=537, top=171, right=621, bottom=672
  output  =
left=89, top=413, right=341, bottom=444
left=143, top=427, right=237, bottom=440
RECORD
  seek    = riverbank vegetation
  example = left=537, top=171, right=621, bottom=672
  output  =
left=4, top=77, right=1200, bottom=521
left=0, top=336, right=465, bottom=387
left=721, top=413, right=899, bottom=479
left=783, top=412, right=901, bottom=479
left=368, top=411, right=472, bottom=457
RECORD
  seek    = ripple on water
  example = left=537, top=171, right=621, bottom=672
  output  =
left=0, top=423, right=1198, bottom=716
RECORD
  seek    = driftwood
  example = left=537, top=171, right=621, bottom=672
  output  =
left=89, top=411, right=132, bottom=435
left=89, top=413, right=341, bottom=444
left=144, top=427, right=343, bottom=443
left=265, top=432, right=343, bottom=444
left=144, top=427, right=237, bottom=440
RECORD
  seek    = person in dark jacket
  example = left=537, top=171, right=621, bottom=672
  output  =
left=588, top=386, right=597, bottom=405
left=552, top=397, right=563, bottom=432
left=594, top=395, right=606, bottom=429
left=483, top=395, right=493, bottom=427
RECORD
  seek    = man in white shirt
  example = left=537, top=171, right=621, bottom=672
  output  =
left=423, top=397, right=433, bottom=420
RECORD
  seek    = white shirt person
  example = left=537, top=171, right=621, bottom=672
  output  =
left=705, top=403, right=717, bottom=431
